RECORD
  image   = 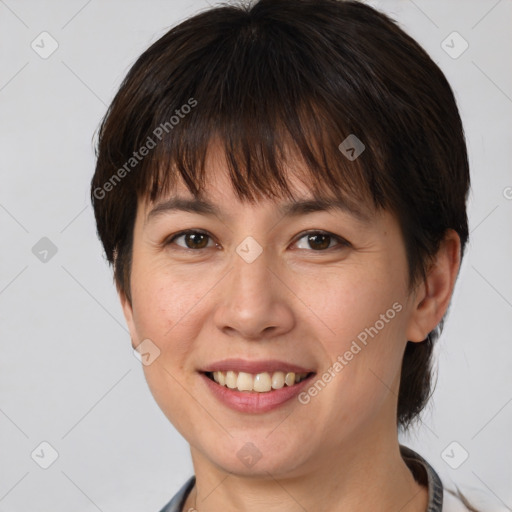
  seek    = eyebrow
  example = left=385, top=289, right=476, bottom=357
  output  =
left=145, top=195, right=371, bottom=225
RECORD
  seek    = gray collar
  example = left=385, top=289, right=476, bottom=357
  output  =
left=400, top=444, right=444, bottom=512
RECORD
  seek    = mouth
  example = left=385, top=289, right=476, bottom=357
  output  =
left=203, top=370, right=313, bottom=393
left=199, top=358, right=316, bottom=412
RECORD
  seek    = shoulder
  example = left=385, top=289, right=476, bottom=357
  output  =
left=399, top=445, right=505, bottom=512
left=442, top=484, right=510, bottom=512
left=158, top=476, right=195, bottom=512
left=443, top=488, right=474, bottom=511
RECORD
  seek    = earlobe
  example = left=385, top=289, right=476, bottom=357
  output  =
left=118, top=287, right=138, bottom=349
left=406, top=230, right=461, bottom=343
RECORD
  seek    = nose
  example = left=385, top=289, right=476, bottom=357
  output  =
left=213, top=243, right=295, bottom=341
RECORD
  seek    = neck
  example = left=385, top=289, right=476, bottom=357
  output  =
left=184, top=429, right=428, bottom=512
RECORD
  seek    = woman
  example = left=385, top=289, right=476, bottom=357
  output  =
left=91, top=1, right=477, bottom=510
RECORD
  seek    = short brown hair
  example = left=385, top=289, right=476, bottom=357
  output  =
left=91, top=0, right=470, bottom=430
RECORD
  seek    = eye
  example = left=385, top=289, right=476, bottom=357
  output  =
left=166, top=230, right=217, bottom=250
left=164, top=229, right=350, bottom=252
left=293, top=230, right=350, bottom=251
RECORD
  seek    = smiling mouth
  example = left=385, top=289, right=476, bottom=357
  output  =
left=204, top=370, right=314, bottom=393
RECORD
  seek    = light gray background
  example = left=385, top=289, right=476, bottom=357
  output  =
left=1, top=0, right=511, bottom=511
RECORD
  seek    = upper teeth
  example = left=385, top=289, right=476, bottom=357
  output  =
left=211, top=370, right=309, bottom=393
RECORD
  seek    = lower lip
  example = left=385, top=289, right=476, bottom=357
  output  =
left=200, top=373, right=314, bottom=413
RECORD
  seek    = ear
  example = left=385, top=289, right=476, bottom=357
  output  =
left=406, top=229, right=461, bottom=342
left=118, top=285, right=138, bottom=350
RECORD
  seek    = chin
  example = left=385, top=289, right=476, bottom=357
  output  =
left=196, top=434, right=313, bottom=479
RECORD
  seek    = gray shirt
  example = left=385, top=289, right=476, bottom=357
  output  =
left=158, top=445, right=447, bottom=512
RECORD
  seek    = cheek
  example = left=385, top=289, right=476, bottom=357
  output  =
left=302, top=263, right=409, bottom=402
left=305, top=265, right=406, bottom=345
left=129, top=260, right=229, bottom=375
left=130, top=265, right=210, bottom=434
left=130, top=262, right=205, bottom=337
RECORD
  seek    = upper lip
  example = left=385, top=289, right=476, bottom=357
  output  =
left=201, top=358, right=315, bottom=374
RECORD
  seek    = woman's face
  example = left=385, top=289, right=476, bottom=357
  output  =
left=121, top=148, right=425, bottom=477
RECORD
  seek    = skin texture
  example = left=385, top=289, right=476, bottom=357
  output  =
left=120, top=146, right=461, bottom=512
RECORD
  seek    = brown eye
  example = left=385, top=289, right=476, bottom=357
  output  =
left=167, top=230, right=214, bottom=250
left=294, top=231, right=350, bottom=251
left=184, top=232, right=209, bottom=249
left=307, top=233, right=331, bottom=250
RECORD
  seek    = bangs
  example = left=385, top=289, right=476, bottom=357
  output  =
left=142, top=100, right=380, bottom=212
left=125, top=10, right=392, bottom=211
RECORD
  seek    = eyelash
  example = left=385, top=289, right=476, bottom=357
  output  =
left=164, top=229, right=351, bottom=253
